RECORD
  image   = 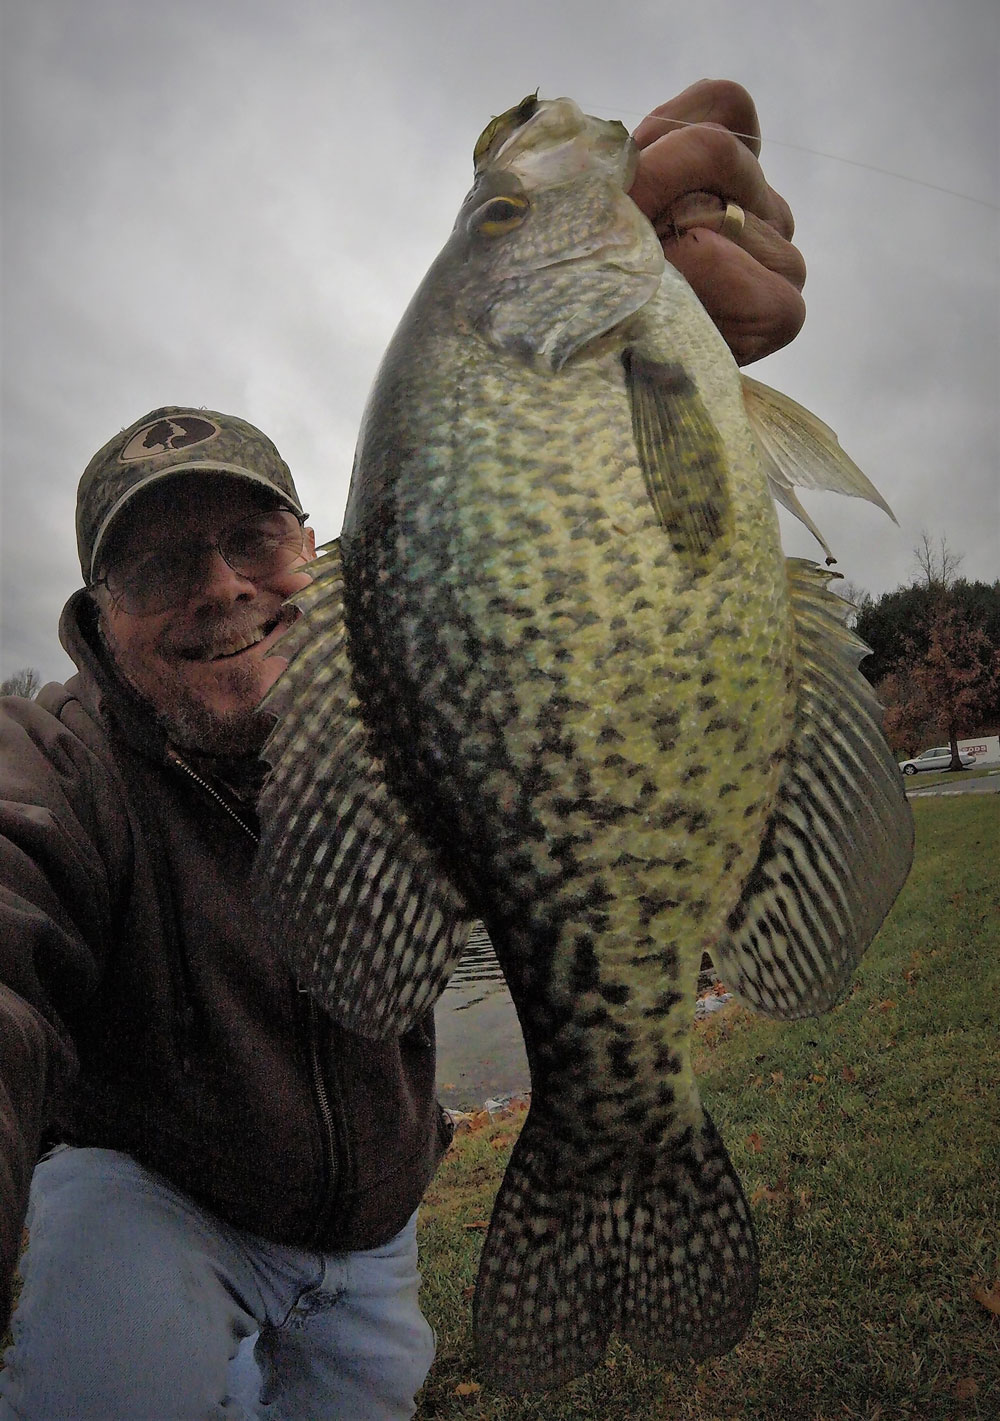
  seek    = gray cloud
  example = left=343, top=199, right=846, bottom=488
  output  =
left=3, top=0, right=997, bottom=685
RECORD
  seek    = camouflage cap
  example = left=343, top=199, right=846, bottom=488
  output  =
left=76, top=406, right=304, bottom=582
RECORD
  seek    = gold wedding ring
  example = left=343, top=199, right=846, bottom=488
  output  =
left=719, top=201, right=746, bottom=242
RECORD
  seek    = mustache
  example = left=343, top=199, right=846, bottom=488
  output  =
left=170, top=602, right=299, bottom=661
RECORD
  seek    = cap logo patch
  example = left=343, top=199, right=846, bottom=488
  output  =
left=119, top=415, right=220, bottom=463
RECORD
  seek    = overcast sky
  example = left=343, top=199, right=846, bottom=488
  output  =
left=2, top=0, right=997, bottom=686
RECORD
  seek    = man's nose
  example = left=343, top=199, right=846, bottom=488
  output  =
left=194, top=547, right=258, bottom=604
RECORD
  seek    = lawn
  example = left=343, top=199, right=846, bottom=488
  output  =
left=903, top=766, right=999, bottom=790
left=415, top=794, right=1000, bottom=1420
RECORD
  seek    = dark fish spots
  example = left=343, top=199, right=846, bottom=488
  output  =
left=656, top=801, right=710, bottom=834
left=577, top=1005, right=612, bottom=1030
left=722, top=841, right=743, bottom=872
left=643, top=990, right=683, bottom=1018
left=654, top=1045, right=683, bottom=1075
left=706, top=715, right=742, bottom=735
left=652, top=710, right=680, bottom=752
left=616, top=681, right=644, bottom=703
left=607, top=1036, right=638, bottom=1081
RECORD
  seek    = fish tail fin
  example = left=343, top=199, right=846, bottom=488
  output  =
left=473, top=1105, right=758, bottom=1393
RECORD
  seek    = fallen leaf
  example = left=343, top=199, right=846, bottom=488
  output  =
left=464, top=1220, right=490, bottom=1231
left=954, top=1376, right=978, bottom=1400
left=490, top=1133, right=516, bottom=1150
left=971, top=1278, right=1000, bottom=1316
left=746, top=1132, right=765, bottom=1153
left=841, top=1066, right=857, bottom=1084
left=454, top=1381, right=482, bottom=1396
left=870, top=999, right=897, bottom=1013
left=462, top=1285, right=476, bottom=1300
left=770, top=1071, right=784, bottom=1085
left=809, top=1074, right=827, bottom=1085
left=750, top=1176, right=791, bottom=1206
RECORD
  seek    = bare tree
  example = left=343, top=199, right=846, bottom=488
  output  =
left=912, top=531, right=962, bottom=591
left=0, top=667, right=41, bottom=699
left=832, top=578, right=870, bottom=630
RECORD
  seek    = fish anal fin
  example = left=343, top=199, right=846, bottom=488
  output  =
left=623, top=350, right=731, bottom=566
left=712, top=559, right=914, bottom=1020
left=474, top=1106, right=757, bottom=1393
left=257, top=540, right=474, bottom=1038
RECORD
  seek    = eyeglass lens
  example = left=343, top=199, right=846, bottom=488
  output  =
left=109, top=510, right=304, bottom=614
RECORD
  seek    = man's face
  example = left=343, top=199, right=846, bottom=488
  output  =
left=97, top=476, right=316, bottom=755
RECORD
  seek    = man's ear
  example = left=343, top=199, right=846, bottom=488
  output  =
left=303, top=524, right=317, bottom=559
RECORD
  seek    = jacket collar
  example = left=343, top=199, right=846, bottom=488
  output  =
left=59, top=588, right=171, bottom=764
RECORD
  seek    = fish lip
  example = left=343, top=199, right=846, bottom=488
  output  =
left=486, top=98, right=636, bottom=191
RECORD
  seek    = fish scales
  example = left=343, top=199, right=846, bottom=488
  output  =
left=347, top=324, right=786, bottom=1095
left=258, top=95, right=913, bottom=1392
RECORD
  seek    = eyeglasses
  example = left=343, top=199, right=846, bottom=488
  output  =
left=95, top=508, right=309, bottom=616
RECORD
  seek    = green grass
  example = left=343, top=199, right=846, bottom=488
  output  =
left=415, top=795, right=1000, bottom=1419
left=902, top=766, right=999, bottom=789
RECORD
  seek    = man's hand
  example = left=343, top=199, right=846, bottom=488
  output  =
left=628, top=79, right=806, bottom=366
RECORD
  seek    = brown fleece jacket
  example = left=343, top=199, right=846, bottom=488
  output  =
left=0, top=592, right=451, bottom=1332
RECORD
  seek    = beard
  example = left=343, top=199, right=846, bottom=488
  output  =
left=100, top=610, right=280, bottom=757
left=151, top=665, right=275, bottom=757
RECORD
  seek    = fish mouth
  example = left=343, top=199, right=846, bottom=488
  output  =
left=481, top=97, right=636, bottom=191
left=178, top=612, right=292, bottom=663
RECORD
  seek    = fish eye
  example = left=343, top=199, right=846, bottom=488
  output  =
left=472, top=195, right=529, bottom=236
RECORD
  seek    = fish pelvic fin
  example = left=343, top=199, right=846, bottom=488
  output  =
left=623, top=349, right=732, bottom=568
left=256, top=540, right=474, bottom=1038
left=742, top=375, right=896, bottom=562
left=473, top=1106, right=758, bottom=1393
left=712, top=559, right=914, bottom=1020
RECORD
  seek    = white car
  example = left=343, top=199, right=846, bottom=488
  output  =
left=898, top=745, right=977, bottom=775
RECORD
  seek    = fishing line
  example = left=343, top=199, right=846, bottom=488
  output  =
left=600, top=109, right=1000, bottom=211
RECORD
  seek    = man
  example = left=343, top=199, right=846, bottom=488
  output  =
left=0, top=81, right=805, bottom=1418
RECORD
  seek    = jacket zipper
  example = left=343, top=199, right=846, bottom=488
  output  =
left=304, top=996, right=347, bottom=1245
left=166, top=748, right=341, bottom=1224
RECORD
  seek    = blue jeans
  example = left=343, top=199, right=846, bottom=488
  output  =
left=0, top=1147, right=436, bottom=1420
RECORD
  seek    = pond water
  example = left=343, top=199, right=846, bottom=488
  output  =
left=434, top=923, right=528, bottom=1109
left=434, top=924, right=719, bottom=1109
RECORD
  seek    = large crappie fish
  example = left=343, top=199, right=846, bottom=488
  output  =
left=258, top=95, right=913, bottom=1392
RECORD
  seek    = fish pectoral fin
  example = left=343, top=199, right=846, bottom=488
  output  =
left=256, top=540, right=475, bottom=1039
left=623, top=348, right=731, bottom=563
left=474, top=1105, right=757, bottom=1393
left=742, top=376, right=897, bottom=561
left=712, top=559, right=914, bottom=1020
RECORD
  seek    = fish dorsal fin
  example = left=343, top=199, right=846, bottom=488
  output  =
left=256, top=540, right=475, bottom=1038
left=623, top=349, right=731, bottom=564
left=710, top=559, right=913, bottom=1019
left=742, top=376, right=896, bottom=562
